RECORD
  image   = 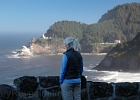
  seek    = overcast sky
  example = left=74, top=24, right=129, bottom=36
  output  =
left=0, top=0, right=140, bottom=34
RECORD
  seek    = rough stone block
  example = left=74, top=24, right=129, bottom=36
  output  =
left=39, top=76, right=59, bottom=88
left=89, top=82, right=113, bottom=99
left=0, top=84, right=18, bottom=100
left=115, top=82, right=139, bottom=97
left=13, top=76, right=38, bottom=94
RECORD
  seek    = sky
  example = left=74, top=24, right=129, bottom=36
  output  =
left=0, top=0, right=140, bottom=34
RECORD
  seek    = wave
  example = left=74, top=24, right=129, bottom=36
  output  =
left=101, top=71, right=118, bottom=81
left=84, top=66, right=96, bottom=71
left=84, top=68, right=140, bottom=83
left=7, top=46, right=33, bottom=58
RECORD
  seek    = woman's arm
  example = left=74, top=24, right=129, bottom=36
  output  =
left=59, top=54, right=68, bottom=84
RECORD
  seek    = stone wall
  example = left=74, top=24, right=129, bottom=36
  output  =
left=0, top=76, right=140, bottom=100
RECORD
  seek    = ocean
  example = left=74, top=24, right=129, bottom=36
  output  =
left=0, top=33, right=140, bottom=85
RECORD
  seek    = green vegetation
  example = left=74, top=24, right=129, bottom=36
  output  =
left=36, top=2, right=140, bottom=53
left=108, top=32, right=140, bottom=57
left=35, top=38, right=48, bottom=46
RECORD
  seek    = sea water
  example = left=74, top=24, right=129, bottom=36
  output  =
left=0, top=33, right=140, bottom=85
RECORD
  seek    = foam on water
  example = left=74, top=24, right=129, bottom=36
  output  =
left=101, top=71, right=118, bottom=81
left=84, top=66, right=140, bottom=83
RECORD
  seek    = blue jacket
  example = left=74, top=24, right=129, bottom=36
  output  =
left=60, top=48, right=83, bottom=84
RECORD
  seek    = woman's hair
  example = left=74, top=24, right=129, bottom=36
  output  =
left=64, top=37, right=80, bottom=51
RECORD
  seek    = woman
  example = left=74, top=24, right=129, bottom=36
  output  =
left=60, top=37, right=83, bottom=100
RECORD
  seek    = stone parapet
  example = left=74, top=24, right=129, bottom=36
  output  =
left=0, top=76, right=140, bottom=100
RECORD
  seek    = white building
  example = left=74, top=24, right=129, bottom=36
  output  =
left=114, top=40, right=121, bottom=43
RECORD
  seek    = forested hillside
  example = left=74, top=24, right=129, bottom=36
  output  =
left=36, top=2, right=140, bottom=53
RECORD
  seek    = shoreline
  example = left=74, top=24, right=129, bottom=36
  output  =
left=9, top=52, right=107, bottom=58
left=55, top=52, right=107, bottom=55
left=81, top=53, right=107, bottom=55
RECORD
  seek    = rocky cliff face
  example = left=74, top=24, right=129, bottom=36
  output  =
left=11, top=38, right=54, bottom=58
left=29, top=38, right=65, bottom=55
left=94, top=32, right=140, bottom=72
left=26, top=38, right=51, bottom=55
left=12, top=38, right=66, bottom=58
left=31, top=43, right=51, bottom=55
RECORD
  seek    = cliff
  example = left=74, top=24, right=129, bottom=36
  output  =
left=31, top=43, right=51, bottom=55
left=94, top=32, right=140, bottom=72
left=41, top=2, right=140, bottom=53
left=15, top=2, right=140, bottom=54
